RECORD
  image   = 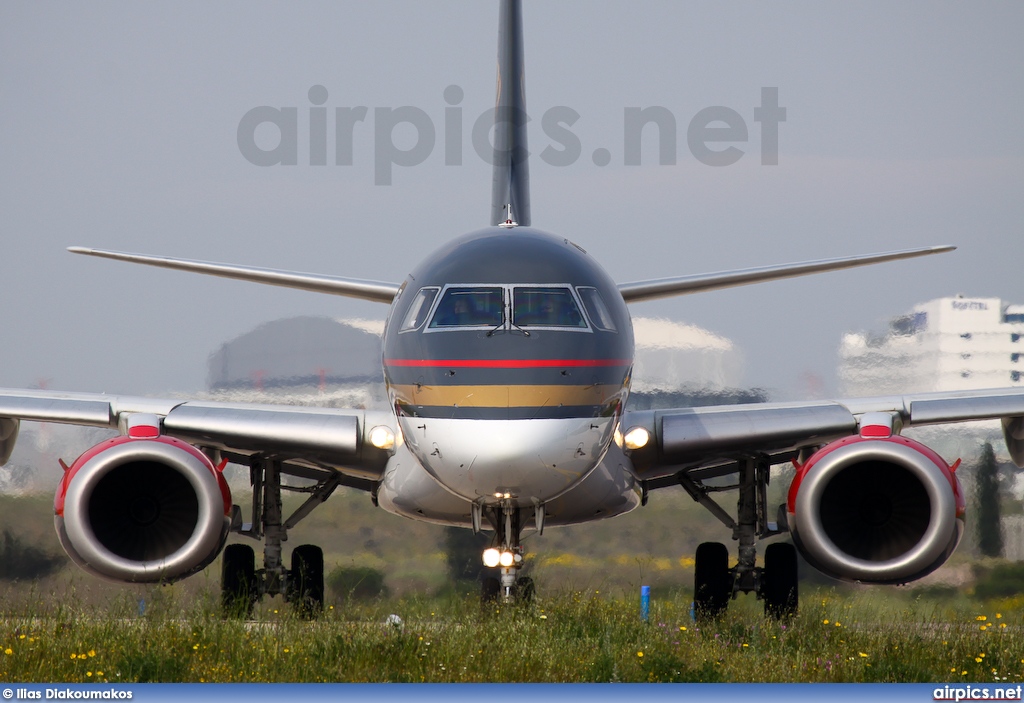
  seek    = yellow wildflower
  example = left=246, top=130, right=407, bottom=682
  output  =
left=858, top=652, right=868, bottom=658
left=637, top=651, right=644, bottom=658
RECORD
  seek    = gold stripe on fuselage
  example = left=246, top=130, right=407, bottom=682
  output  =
left=389, top=383, right=623, bottom=408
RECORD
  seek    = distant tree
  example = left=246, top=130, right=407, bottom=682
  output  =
left=975, top=442, right=1004, bottom=558
left=0, top=531, right=64, bottom=581
left=443, top=527, right=491, bottom=585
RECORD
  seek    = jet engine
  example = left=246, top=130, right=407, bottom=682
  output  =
left=787, top=434, right=964, bottom=584
left=54, top=434, right=232, bottom=583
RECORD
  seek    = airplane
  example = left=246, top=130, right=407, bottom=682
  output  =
left=3, top=0, right=1024, bottom=619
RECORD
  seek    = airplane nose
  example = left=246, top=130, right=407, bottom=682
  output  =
left=399, top=416, right=615, bottom=502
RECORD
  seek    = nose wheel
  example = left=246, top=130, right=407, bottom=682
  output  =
left=478, top=500, right=534, bottom=604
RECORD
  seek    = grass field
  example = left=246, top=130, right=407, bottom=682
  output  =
left=0, top=582, right=1022, bottom=683
left=1, top=473, right=1023, bottom=683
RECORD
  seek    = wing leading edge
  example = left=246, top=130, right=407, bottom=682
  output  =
left=617, top=245, right=955, bottom=303
left=68, top=247, right=401, bottom=304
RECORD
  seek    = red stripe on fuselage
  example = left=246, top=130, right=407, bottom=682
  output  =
left=384, top=358, right=631, bottom=368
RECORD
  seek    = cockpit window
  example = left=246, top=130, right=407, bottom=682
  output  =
left=577, top=287, right=617, bottom=332
left=428, top=287, right=504, bottom=328
left=512, top=287, right=586, bottom=328
left=400, top=287, right=439, bottom=331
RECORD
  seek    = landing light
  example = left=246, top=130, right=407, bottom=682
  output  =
left=623, top=426, right=650, bottom=450
left=499, top=551, right=515, bottom=567
left=482, top=548, right=501, bottom=568
left=369, top=425, right=396, bottom=450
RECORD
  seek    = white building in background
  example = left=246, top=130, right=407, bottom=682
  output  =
left=839, top=296, right=1024, bottom=397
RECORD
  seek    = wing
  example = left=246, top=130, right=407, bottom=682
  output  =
left=0, top=388, right=393, bottom=491
left=622, top=386, right=1024, bottom=488
left=617, top=246, right=954, bottom=303
left=68, top=247, right=401, bottom=304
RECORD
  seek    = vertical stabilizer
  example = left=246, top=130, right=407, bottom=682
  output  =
left=489, top=0, right=531, bottom=227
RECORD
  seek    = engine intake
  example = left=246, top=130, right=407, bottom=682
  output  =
left=787, top=435, right=964, bottom=584
left=54, top=436, right=231, bottom=583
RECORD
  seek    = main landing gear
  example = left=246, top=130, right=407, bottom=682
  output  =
left=221, top=456, right=339, bottom=619
left=682, top=457, right=798, bottom=619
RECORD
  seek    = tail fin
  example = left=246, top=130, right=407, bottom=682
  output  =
left=489, top=0, right=531, bottom=227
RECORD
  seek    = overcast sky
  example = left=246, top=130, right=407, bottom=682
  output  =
left=2, top=1, right=1022, bottom=400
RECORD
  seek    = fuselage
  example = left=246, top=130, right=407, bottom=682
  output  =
left=378, top=228, right=637, bottom=523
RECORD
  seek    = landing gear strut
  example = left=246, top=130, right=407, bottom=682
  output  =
left=221, top=455, right=338, bottom=618
left=683, top=457, right=797, bottom=619
left=478, top=499, right=534, bottom=604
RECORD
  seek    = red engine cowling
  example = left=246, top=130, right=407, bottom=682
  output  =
left=54, top=435, right=232, bottom=584
left=787, top=434, right=965, bottom=584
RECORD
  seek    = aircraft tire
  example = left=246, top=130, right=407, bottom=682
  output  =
left=289, top=544, right=325, bottom=619
left=221, top=543, right=258, bottom=619
left=694, top=541, right=730, bottom=619
left=514, top=576, right=535, bottom=603
left=763, top=542, right=798, bottom=619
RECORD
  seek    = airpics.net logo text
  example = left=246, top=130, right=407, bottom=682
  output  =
left=237, top=85, right=786, bottom=185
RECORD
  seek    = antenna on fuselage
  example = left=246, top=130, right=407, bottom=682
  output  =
left=489, top=0, right=531, bottom=228
left=498, top=203, right=518, bottom=229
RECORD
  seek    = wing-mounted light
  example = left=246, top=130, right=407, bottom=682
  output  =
left=368, top=425, right=397, bottom=451
left=622, top=426, right=651, bottom=450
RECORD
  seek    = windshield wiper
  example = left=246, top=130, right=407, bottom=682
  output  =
left=486, top=319, right=530, bottom=337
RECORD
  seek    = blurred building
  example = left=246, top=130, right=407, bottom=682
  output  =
left=205, top=315, right=750, bottom=406
left=206, top=316, right=388, bottom=408
left=839, top=296, right=1024, bottom=396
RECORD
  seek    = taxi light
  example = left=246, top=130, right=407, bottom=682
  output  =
left=499, top=551, right=515, bottom=567
left=482, top=548, right=501, bottom=568
left=369, top=425, right=396, bottom=450
left=623, top=426, right=650, bottom=450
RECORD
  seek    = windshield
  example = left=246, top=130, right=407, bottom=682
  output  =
left=428, top=287, right=504, bottom=328
left=512, top=287, right=586, bottom=328
left=576, top=286, right=617, bottom=332
left=400, top=287, right=439, bottom=331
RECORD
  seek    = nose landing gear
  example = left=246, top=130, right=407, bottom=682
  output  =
left=478, top=499, right=534, bottom=603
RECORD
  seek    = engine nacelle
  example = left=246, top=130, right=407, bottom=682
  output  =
left=54, top=435, right=232, bottom=584
left=787, top=434, right=965, bottom=584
